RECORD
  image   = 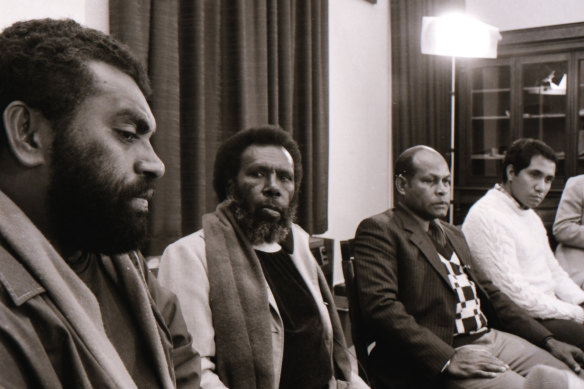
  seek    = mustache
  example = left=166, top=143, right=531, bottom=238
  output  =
left=260, top=201, right=284, bottom=214
left=117, top=178, right=156, bottom=200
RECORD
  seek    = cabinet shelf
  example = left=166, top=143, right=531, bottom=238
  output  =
left=521, top=113, right=566, bottom=119
left=472, top=88, right=511, bottom=93
left=523, top=87, right=566, bottom=96
left=472, top=152, right=567, bottom=160
left=472, top=116, right=510, bottom=120
left=471, top=154, right=504, bottom=160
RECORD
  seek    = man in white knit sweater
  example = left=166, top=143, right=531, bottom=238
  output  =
left=463, top=138, right=584, bottom=351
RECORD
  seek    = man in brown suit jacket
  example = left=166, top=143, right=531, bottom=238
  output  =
left=353, top=145, right=584, bottom=389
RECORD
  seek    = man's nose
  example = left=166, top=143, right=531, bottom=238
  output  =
left=135, top=143, right=166, bottom=179
left=534, top=179, right=546, bottom=192
left=263, top=173, right=282, bottom=196
left=436, top=181, right=448, bottom=195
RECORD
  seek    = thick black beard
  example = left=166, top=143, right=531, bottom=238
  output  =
left=229, top=199, right=296, bottom=245
left=47, top=130, right=155, bottom=256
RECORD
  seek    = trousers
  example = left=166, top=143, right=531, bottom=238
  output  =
left=445, top=329, right=582, bottom=389
left=539, top=318, right=584, bottom=351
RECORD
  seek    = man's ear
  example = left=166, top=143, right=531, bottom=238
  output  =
left=226, top=179, right=235, bottom=200
left=395, top=174, right=408, bottom=196
left=506, top=165, right=515, bottom=182
left=2, top=101, right=49, bottom=167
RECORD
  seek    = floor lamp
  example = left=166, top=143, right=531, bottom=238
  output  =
left=421, top=13, right=501, bottom=223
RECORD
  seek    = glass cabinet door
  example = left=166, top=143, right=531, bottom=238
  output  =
left=520, top=57, right=569, bottom=179
left=469, top=64, right=512, bottom=179
left=578, top=57, right=584, bottom=174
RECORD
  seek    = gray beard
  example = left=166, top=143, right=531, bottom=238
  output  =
left=229, top=200, right=295, bottom=245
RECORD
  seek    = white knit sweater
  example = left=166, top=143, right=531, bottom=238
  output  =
left=462, top=185, right=584, bottom=323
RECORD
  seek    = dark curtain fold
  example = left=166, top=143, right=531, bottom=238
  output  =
left=109, top=0, right=329, bottom=255
left=390, top=0, right=464, bottom=162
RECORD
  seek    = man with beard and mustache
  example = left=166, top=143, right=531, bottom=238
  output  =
left=158, top=126, right=369, bottom=389
left=0, top=19, right=200, bottom=388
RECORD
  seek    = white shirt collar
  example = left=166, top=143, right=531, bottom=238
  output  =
left=494, top=183, right=529, bottom=210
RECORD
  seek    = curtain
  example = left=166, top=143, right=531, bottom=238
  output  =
left=109, top=0, right=329, bottom=255
left=390, top=0, right=464, bottom=162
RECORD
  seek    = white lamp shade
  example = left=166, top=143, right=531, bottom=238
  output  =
left=421, top=14, right=501, bottom=58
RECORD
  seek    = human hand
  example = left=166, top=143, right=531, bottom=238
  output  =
left=545, top=337, right=584, bottom=375
left=446, top=346, right=509, bottom=378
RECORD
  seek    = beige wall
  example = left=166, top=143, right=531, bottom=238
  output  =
left=466, top=0, right=584, bottom=31
left=0, top=0, right=108, bottom=32
left=326, top=0, right=391, bottom=284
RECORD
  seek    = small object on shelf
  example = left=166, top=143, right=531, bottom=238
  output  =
left=525, top=73, right=567, bottom=95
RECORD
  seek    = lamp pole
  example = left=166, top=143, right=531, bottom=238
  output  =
left=449, top=56, right=456, bottom=224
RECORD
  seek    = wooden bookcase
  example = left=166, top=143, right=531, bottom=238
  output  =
left=454, top=22, right=584, bottom=238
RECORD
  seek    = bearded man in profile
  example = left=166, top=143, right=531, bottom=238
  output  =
left=0, top=18, right=200, bottom=388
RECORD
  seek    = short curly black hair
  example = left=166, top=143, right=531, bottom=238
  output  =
left=0, top=18, right=150, bottom=141
left=502, top=138, right=557, bottom=182
left=213, top=125, right=303, bottom=201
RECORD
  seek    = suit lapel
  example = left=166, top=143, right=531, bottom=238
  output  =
left=443, top=223, right=471, bottom=270
left=396, top=207, right=452, bottom=288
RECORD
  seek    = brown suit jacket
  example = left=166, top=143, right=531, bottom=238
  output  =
left=353, top=205, right=553, bottom=389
